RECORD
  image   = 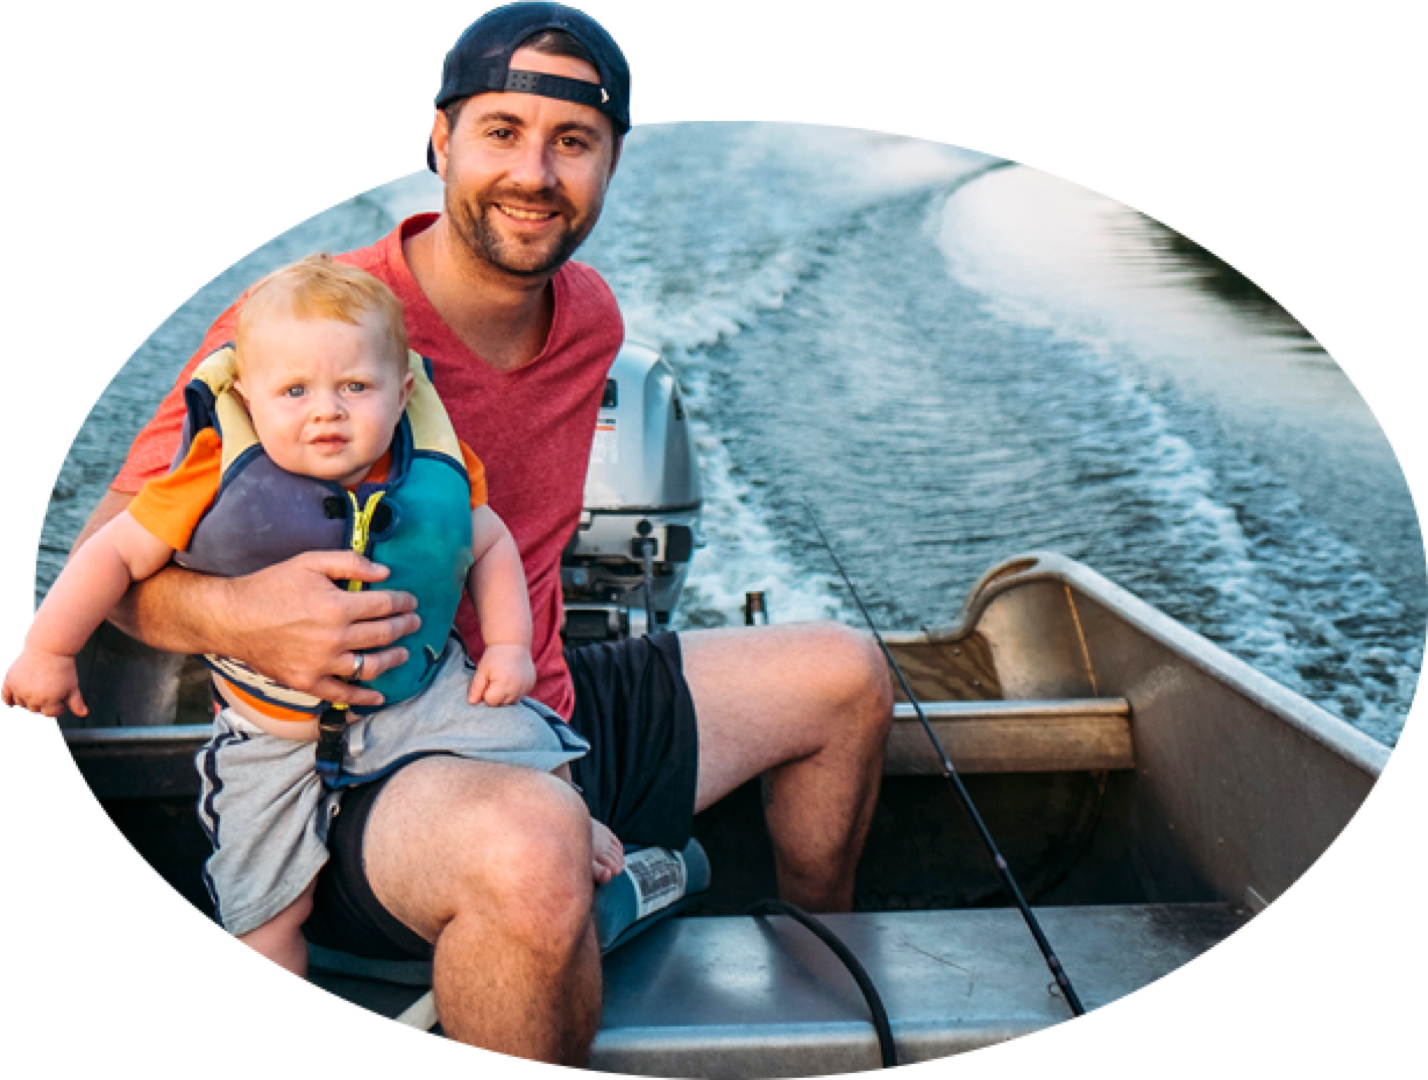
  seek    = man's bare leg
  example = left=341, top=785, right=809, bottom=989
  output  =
left=360, top=756, right=602, bottom=1063
left=350, top=622, right=887, bottom=1057
left=682, top=622, right=894, bottom=911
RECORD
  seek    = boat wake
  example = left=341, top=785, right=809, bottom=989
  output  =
left=937, top=166, right=1423, bottom=744
left=42, top=122, right=1419, bottom=745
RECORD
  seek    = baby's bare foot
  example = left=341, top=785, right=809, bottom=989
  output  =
left=591, top=820, right=624, bottom=884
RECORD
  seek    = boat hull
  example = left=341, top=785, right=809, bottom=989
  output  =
left=61, top=552, right=1392, bottom=1074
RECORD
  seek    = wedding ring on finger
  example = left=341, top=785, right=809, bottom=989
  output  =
left=350, top=653, right=366, bottom=682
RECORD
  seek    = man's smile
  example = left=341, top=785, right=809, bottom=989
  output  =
left=494, top=203, right=560, bottom=223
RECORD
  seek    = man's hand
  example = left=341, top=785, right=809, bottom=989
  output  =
left=88, top=492, right=418, bottom=707
left=210, top=551, right=421, bottom=709
left=467, top=642, right=536, bottom=707
left=2, top=649, right=87, bottom=718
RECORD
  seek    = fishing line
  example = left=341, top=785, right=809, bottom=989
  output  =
left=801, top=499, right=1086, bottom=1017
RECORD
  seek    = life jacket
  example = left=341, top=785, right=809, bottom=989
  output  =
left=172, top=345, right=475, bottom=717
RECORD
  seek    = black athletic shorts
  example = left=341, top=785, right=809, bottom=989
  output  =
left=302, top=631, right=698, bottom=961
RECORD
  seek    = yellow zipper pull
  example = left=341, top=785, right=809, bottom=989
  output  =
left=346, top=491, right=386, bottom=593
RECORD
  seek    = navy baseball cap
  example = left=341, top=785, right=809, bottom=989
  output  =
left=427, top=2, right=631, bottom=173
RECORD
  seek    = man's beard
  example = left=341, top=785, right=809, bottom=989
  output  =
left=447, top=188, right=593, bottom=279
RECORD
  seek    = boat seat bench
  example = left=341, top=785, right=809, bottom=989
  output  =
left=885, top=697, right=1134, bottom=775
left=308, top=902, right=1246, bottom=1074
left=65, top=697, right=1135, bottom=799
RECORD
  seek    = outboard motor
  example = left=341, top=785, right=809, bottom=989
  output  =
left=561, top=341, right=703, bottom=646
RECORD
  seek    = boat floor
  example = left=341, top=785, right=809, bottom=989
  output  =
left=310, top=902, right=1248, bottom=1076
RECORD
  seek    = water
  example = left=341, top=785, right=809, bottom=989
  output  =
left=41, top=122, right=1424, bottom=747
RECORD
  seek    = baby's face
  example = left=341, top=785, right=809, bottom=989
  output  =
left=235, top=312, right=413, bottom=487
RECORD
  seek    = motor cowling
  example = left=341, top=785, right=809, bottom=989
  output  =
left=560, top=341, right=703, bottom=646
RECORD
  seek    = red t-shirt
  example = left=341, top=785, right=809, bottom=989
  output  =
left=114, top=214, right=624, bottom=717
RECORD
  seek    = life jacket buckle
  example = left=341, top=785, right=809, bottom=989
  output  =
left=315, top=704, right=349, bottom=790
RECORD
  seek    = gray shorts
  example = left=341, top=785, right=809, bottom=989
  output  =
left=195, top=638, right=589, bottom=936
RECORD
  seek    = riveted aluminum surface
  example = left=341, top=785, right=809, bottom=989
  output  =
left=590, top=905, right=1247, bottom=1076
left=924, top=553, right=1387, bottom=906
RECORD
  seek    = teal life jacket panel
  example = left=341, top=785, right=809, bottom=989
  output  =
left=172, top=345, right=475, bottom=716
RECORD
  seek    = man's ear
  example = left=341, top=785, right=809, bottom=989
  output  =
left=431, top=109, right=451, bottom=180
left=608, top=134, right=623, bottom=181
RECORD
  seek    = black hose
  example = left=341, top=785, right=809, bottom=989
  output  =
left=750, top=900, right=898, bottom=1068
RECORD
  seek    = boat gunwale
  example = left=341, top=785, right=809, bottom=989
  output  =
left=909, top=551, right=1393, bottom=779
left=60, top=554, right=1396, bottom=782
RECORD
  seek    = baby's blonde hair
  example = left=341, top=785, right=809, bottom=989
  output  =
left=235, top=254, right=408, bottom=373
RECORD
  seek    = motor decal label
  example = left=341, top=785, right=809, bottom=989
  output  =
left=592, top=416, right=618, bottom=465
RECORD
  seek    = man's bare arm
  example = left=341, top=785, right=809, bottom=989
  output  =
left=78, top=491, right=421, bottom=708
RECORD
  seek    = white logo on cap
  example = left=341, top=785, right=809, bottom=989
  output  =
left=601, top=88, right=609, bottom=104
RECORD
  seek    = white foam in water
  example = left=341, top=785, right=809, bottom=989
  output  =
left=677, top=392, right=849, bottom=627
left=935, top=167, right=1420, bottom=743
left=755, top=124, right=996, bottom=194
left=620, top=246, right=806, bottom=358
left=603, top=247, right=843, bottom=627
left=595, top=127, right=994, bottom=630
left=659, top=360, right=850, bottom=629
left=1073, top=352, right=1306, bottom=687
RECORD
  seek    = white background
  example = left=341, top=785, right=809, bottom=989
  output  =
left=2, top=1, right=1424, bottom=1076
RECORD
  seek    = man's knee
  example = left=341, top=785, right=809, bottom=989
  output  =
left=446, top=773, right=594, bottom=948
left=370, top=760, right=594, bottom=947
left=808, top=621, right=894, bottom=734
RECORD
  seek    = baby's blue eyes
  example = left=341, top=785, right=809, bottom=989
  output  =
left=280, top=382, right=368, bottom=397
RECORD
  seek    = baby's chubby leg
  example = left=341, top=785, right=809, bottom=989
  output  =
left=553, top=764, right=624, bottom=884
left=237, top=879, right=317, bottom=976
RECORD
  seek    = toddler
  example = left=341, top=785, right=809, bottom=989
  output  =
left=5, top=255, right=622, bottom=974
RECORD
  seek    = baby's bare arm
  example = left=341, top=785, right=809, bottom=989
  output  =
left=466, top=505, right=535, bottom=706
left=467, top=505, right=533, bottom=650
left=30, top=511, right=173, bottom=659
left=4, top=511, right=174, bottom=716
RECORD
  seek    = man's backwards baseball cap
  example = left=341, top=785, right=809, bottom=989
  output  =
left=427, top=2, right=631, bottom=173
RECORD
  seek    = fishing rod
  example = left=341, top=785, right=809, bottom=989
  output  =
left=802, top=500, right=1086, bottom=1018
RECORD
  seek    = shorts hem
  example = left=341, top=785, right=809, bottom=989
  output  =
left=219, top=851, right=330, bottom=938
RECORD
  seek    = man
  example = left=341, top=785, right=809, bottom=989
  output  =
left=81, top=2, right=892, bottom=1064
